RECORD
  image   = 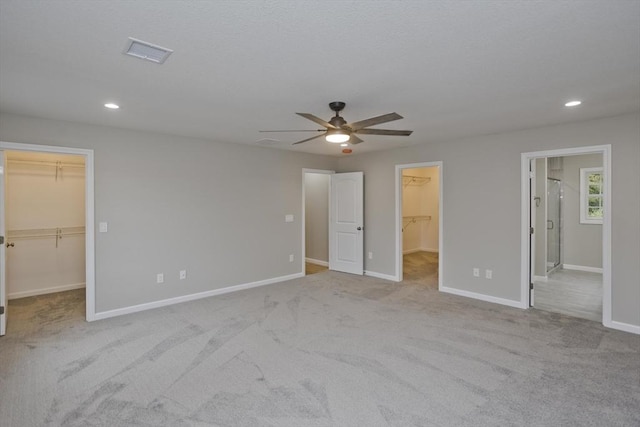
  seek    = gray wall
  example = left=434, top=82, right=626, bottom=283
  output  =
left=561, top=153, right=603, bottom=269
left=304, top=173, right=329, bottom=263
left=2, top=112, right=638, bottom=329
left=0, top=113, right=336, bottom=312
left=336, top=113, right=640, bottom=327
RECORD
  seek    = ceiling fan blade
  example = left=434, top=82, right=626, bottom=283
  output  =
left=292, top=133, right=326, bottom=145
left=349, top=134, right=364, bottom=145
left=259, top=129, right=325, bottom=133
left=348, top=112, right=403, bottom=130
left=354, top=129, right=413, bottom=136
left=296, top=113, right=337, bottom=129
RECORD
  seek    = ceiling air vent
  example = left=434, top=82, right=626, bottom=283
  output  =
left=123, top=37, right=173, bottom=64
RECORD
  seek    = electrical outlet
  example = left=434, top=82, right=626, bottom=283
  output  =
left=485, top=269, right=493, bottom=279
left=368, top=252, right=373, bottom=260
left=473, top=268, right=480, bottom=277
left=156, top=273, right=164, bottom=284
left=289, top=254, right=294, bottom=262
left=179, top=270, right=187, bottom=280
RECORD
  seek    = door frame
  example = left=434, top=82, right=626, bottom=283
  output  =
left=0, top=141, right=96, bottom=322
left=521, top=145, right=611, bottom=326
left=395, top=161, right=444, bottom=284
left=301, top=168, right=334, bottom=275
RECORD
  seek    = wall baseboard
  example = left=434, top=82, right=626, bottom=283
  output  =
left=440, top=285, right=525, bottom=309
left=93, top=272, right=304, bottom=321
left=364, top=270, right=399, bottom=282
left=606, top=320, right=640, bottom=335
left=402, top=248, right=422, bottom=255
left=403, top=247, right=439, bottom=255
left=305, top=257, right=328, bottom=267
left=9, top=282, right=86, bottom=300
left=533, top=275, right=548, bottom=282
left=562, top=264, right=603, bottom=274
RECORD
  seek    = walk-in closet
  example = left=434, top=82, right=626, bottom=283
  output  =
left=402, top=166, right=439, bottom=287
left=5, top=151, right=86, bottom=301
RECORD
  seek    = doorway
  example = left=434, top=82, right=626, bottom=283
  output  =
left=302, top=169, right=332, bottom=275
left=521, top=145, right=611, bottom=326
left=395, top=162, right=443, bottom=286
left=302, top=169, right=364, bottom=276
left=0, top=141, right=95, bottom=335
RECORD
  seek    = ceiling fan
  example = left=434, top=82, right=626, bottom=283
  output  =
left=260, top=101, right=413, bottom=145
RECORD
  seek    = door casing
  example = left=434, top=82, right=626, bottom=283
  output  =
left=521, top=145, right=611, bottom=325
left=395, top=161, right=444, bottom=284
left=0, top=141, right=96, bottom=325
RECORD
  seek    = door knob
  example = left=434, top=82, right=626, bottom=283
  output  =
left=6, top=242, right=14, bottom=248
left=357, top=227, right=362, bottom=231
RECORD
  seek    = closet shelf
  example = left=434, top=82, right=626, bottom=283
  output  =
left=402, top=175, right=431, bottom=188
left=402, top=215, right=432, bottom=230
left=8, top=159, right=85, bottom=181
left=7, top=226, right=85, bottom=248
left=8, top=159, right=85, bottom=169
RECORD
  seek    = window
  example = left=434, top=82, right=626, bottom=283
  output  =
left=580, top=167, right=603, bottom=224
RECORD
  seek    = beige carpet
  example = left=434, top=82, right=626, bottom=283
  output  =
left=1, top=271, right=638, bottom=426
left=403, top=250, right=439, bottom=289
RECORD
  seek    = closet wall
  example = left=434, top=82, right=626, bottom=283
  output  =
left=6, top=151, right=85, bottom=299
left=402, top=167, right=439, bottom=253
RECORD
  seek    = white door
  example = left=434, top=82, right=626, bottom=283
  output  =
left=0, top=150, right=6, bottom=335
left=329, top=172, right=364, bottom=275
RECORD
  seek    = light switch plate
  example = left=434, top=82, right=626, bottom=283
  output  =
left=285, top=214, right=294, bottom=223
left=99, top=222, right=108, bottom=233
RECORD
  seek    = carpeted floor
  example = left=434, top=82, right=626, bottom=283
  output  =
left=1, top=271, right=638, bottom=426
left=403, top=251, right=439, bottom=289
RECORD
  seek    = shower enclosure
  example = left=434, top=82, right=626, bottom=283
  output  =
left=546, top=178, right=562, bottom=272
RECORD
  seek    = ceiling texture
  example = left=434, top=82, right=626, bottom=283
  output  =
left=1, top=1, right=639, bottom=156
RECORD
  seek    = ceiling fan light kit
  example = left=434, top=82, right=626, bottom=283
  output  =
left=326, top=129, right=350, bottom=143
left=259, top=101, right=413, bottom=147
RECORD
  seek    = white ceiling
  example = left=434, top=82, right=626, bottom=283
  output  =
left=1, top=1, right=638, bottom=156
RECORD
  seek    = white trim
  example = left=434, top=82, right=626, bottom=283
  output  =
left=608, top=320, right=640, bottom=335
left=364, top=270, right=398, bottom=282
left=521, top=144, right=611, bottom=327
left=403, top=248, right=422, bottom=255
left=533, top=275, right=548, bottom=282
left=9, top=283, right=85, bottom=300
left=562, top=264, right=603, bottom=274
left=0, top=141, right=96, bottom=322
left=395, top=161, right=443, bottom=284
left=301, top=169, right=334, bottom=276
left=305, top=257, right=328, bottom=267
left=441, top=286, right=526, bottom=309
left=94, top=272, right=304, bottom=321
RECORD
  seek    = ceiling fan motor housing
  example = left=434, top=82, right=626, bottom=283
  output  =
left=329, top=101, right=346, bottom=112
left=329, top=116, right=347, bottom=128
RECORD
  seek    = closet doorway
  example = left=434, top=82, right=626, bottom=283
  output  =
left=302, top=169, right=332, bottom=275
left=396, top=162, right=443, bottom=288
left=0, top=141, right=95, bottom=336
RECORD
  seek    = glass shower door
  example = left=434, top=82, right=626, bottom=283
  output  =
left=546, top=178, right=561, bottom=272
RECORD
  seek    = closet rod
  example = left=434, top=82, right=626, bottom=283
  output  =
left=7, top=159, right=85, bottom=168
left=7, top=226, right=86, bottom=239
left=402, top=175, right=431, bottom=188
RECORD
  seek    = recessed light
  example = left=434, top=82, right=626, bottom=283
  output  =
left=104, top=103, right=120, bottom=109
left=340, top=143, right=349, bottom=147
left=564, top=100, right=582, bottom=107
